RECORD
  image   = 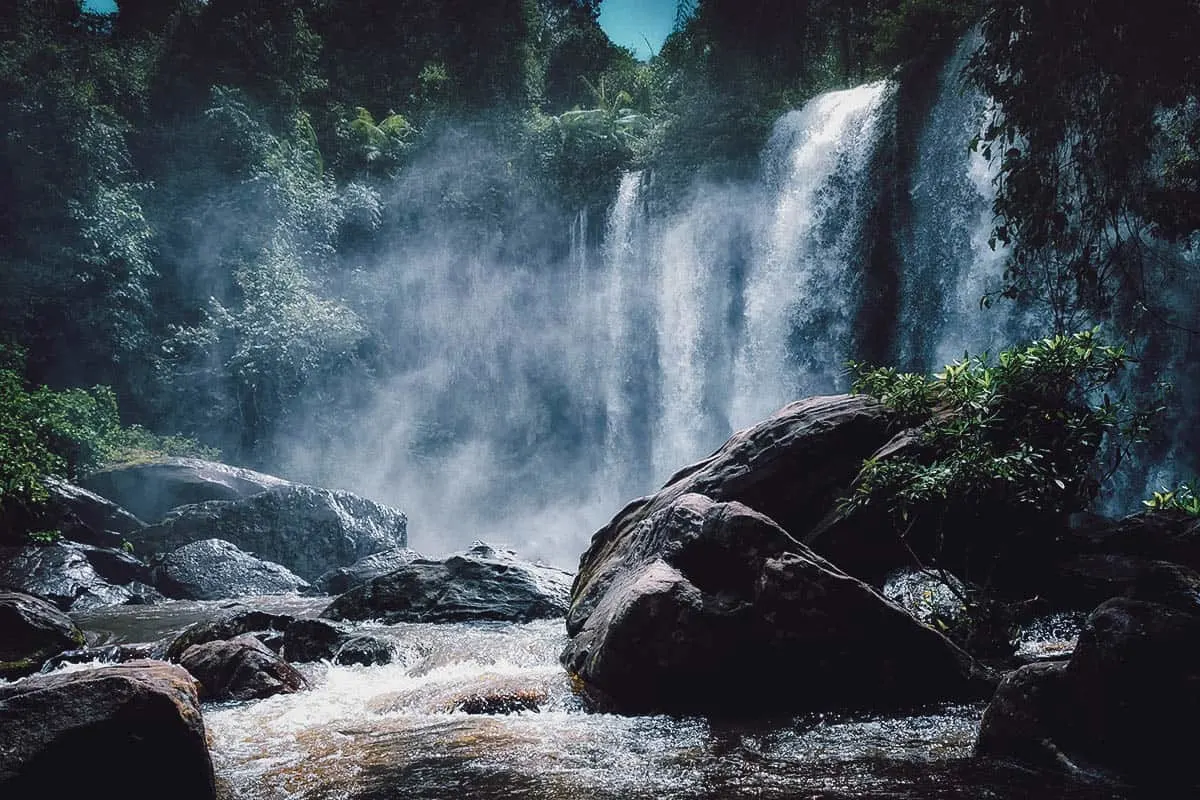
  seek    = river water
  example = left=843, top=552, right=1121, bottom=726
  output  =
left=66, top=597, right=1131, bottom=800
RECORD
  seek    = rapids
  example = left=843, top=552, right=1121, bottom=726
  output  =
left=65, top=597, right=1122, bottom=800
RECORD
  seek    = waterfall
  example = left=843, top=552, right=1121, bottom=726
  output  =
left=896, top=33, right=1042, bottom=372
left=599, top=171, right=652, bottom=497
left=731, top=81, right=896, bottom=428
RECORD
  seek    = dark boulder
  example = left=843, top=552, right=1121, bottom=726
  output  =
left=179, top=634, right=308, bottom=702
left=41, top=642, right=158, bottom=672
left=579, top=396, right=891, bottom=596
left=333, top=635, right=394, bottom=666
left=82, top=457, right=290, bottom=523
left=0, top=660, right=215, bottom=800
left=0, top=541, right=156, bottom=611
left=281, top=618, right=393, bottom=665
left=69, top=580, right=165, bottom=612
left=1049, top=554, right=1200, bottom=612
left=0, top=476, right=144, bottom=551
left=321, top=542, right=572, bottom=624
left=976, top=569, right=1200, bottom=787
left=453, top=688, right=546, bottom=715
left=314, top=547, right=424, bottom=595
left=136, top=485, right=407, bottom=581
left=562, top=493, right=985, bottom=715
left=0, top=591, right=85, bottom=679
left=151, top=538, right=311, bottom=601
left=164, top=609, right=297, bottom=661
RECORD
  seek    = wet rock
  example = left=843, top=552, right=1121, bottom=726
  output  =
left=281, top=618, right=391, bottom=665
left=0, top=476, right=144, bottom=551
left=977, top=589, right=1200, bottom=788
left=69, top=580, right=166, bottom=612
left=82, top=457, right=290, bottom=523
left=0, top=660, right=215, bottom=799
left=0, top=541, right=156, bottom=611
left=164, top=609, right=297, bottom=661
left=579, top=396, right=891, bottom=595
left=40, top=642, right=158, bottom=672
left=0, top=591, right=85, bottom=679
left=1050, top=554, right=1200, bottom=612
left=562, top=493, right=985, bottom=715
left=334, top=634, right=393, bottom=666
left=136, top=484, right=407, bottom=581
left=151, top=538, right=311, bottom=601
left=453, top=688, right=546, bottom=715
left=321, top=542, right=572, bottom=624
left=314, top=547, right=424, bottom=595
left=179, top=634, right=308, bottom=702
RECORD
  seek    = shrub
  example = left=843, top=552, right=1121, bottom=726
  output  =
left=843, top=330, right=1152, bottom=566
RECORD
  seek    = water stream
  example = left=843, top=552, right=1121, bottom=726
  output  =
left=65, top=598, right=1121, bottom=800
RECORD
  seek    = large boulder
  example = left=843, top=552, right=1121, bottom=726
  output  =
left=0, top=660, right=215, bottom=799
left=0, top=477, right=144, bottom=551
left=282, top=618, right=393, bottom=666
left=164, top=609, right=297, bottom=662
left=581, top=396, right=891, bottom=583
left=321, top=542, right=572, bottom=624
left=0, top=541, right=156, bottom=612
left=135, top=485, right=407, bottom=581
left=179, top=635, right=307, bottom=702
left=0, top=591, right=85, bottom=679
left=562, top=493, right=985, bottom=715
left=151, top=538, right=310, bottom=600
left=314, top=547, right=424, bottom=595
left=82, top=457, right=290, bottom=523
left=977, top=565, right=1200, bottom=788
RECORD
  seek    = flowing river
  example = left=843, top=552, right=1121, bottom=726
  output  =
left=69, top=597, right=1128, bottom=800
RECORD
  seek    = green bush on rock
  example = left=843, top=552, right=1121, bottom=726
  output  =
left=846, top=330, right=1148, bottom=520
left=0, top=345, right=216, bottom=533
left=843, top=330, right=1153, bottom=573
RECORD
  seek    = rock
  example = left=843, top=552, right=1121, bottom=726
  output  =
left=82, top=457, right=290, bottom=523
left=578, top=396, right=891, bottom=594
left=164, top=609, right=297, bottom=662
left=975, top=662, right=1080, bottom=774
left=151, top=538, right=311, bottom=600
left=1070, top=509, right=1200, bottom=564
left=281, top=618, right=391, bottom=665
left=453, top=688, right=546, bottom=715
left=0, top=660, right=215, bottom=799
left=0, top=476, right=145, bottom=551
left=136, top=484, right=407, bottom=581
left=0, top=541, right=155, bottom=611
left=314, top=547, right=424, bottom=595
left=1049, top=554, right=1200, bottom=612
left=68, top=580, right=166, bottom=613
left=321, top=542, right=572, bottom=624
left=334, top=635, right=393, bottom=666
left=976, top=592, right=1200, bottom=787
left=179, top=634, right=308, bottom=702
left=0, top=591, right=85, bottom=679
left=562, top=493, right=985, bottom=715
left=40, top=642, right=158, bottom=672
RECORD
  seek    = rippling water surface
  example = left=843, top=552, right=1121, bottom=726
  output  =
left=71, top=599, right=1128, bottom=800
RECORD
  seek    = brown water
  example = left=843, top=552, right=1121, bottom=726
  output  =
left=67, top=599, right=1131, bottom=800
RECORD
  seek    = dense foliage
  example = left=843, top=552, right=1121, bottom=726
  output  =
left=845, top=331, right=1152, bottom=567
left=966, top=0, right=1200, bottom=330
left=0, top=0, right=1192, bottom=487
left=0, top=346, right=215, bottom=522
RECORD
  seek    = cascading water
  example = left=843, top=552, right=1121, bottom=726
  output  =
left=894, top=33, right=1042, bottom=373
left=732, top=80, right=896, bottom=427
left=65, top=598, right=1117, bottom=800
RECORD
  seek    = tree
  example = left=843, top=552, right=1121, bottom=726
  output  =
left=966, top=0, right=1200, bottom=330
